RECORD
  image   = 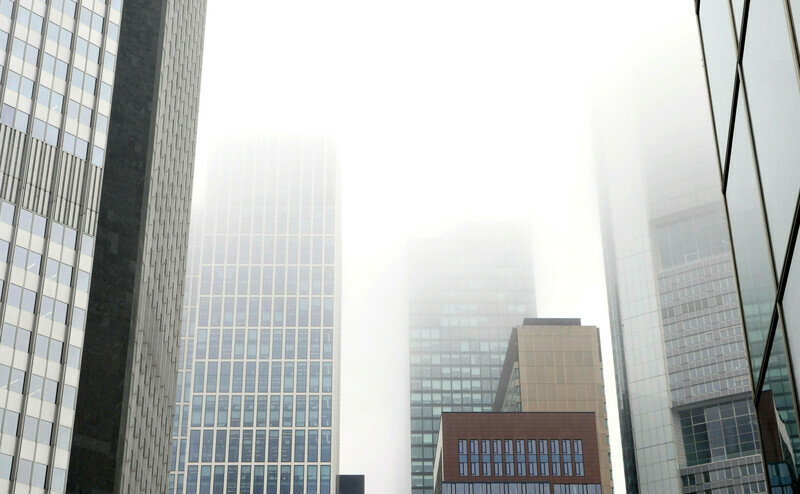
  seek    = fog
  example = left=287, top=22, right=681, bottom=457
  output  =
left=192, top=1, right=707, bottom=491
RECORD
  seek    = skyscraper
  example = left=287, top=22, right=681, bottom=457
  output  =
left=695, top=2, right=800, bottom=491
left=170, top=136, right=341, bottom=493
left=409, top=223, right=537, bottom=493
left=494, top=319, right=612, bottom=493
left=594, top=20, right=766, bottom=492
left=0, top=0, right=205, bottom=492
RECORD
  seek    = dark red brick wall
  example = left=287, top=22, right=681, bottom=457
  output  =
left=440, top=412, right=601, bottom=484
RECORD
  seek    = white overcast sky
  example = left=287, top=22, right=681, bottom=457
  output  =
left=192, top=1, right=705, bottom=491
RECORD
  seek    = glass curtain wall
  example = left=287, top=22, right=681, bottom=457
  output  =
left=696, top=0, right=800, bottom=490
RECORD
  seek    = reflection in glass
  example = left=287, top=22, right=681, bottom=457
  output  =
left=758, top=324, right=800, bottom=491
left=699, top=0, right=737, bottom=168
left=726, top=89, right=777, bottom=378
left=743, top=1, right=800, bottom=272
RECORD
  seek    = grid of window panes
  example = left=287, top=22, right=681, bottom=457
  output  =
left=0, top=199, right=93, bottom=491
left=457, top=439, right=585, bottom=481
left=409, top=226, right=536, bottom=494
left=679, top=399, right=761, bottom=467
left=170, top=137, right=338, bottom=494
left=440, top=483, right=601, bottom=494
left=696, top=1, right=800, bottom=491
left=0, top=0, right=121, bottom=167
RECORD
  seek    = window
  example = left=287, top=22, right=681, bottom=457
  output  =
left=493, top=440, right=503, bottom=476
left=539, top=440, right=549, bottom=476
left=562, top=440, right=572, bottom=476
left=458, top=440, right=468, bottom=476
left=505, top=440, right=515, bottom=476
left=482, top=440, right=491, bottom=476
left=551, top=440, right=561, bottom=476
left=516, top=440, right=526, bottom=476
left=528, top=440, right=538, bottom=476
left=574, top=440, right=584, bottom=476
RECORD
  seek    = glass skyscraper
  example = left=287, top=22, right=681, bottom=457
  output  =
left=408, top=223, right=536, bottom=493
left=170, top=136, right=340, bottom=494
left=0, top=0, right=205, bottom=492
left=695, top=1, right=800, bottom=490
left=595, top=21, right=766, bottom=492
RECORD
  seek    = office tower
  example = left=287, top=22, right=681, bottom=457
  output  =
left=336, top=475, right=364, bottom=494
left=595, top=24, right=767, bottom=491
left=409, top=224, right=537, bottom=493
left=694, top=1, right=800, bottom=491
left=434, top=412, right=602, bottom=494
left=493, top=319, right=612, bottom=493
left=0, top=0, right=205, bottom=491
left=170, top=136, right=340, bottom=494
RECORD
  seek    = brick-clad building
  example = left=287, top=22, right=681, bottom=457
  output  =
left=434, top=412, right=602, bottom=494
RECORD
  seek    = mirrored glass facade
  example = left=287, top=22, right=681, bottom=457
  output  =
left=409, top=224, right=537, bottom=493
left=0, top=0, right=205, bottom=492
left=696, top=1, right=800, bottom=491
left=170, top=136, right=340, bottom=494
left=595, top=19, right=766, bottom=491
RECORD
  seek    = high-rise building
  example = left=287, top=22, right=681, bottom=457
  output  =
left=434, top=412, right=602, bottom=494
left=494, top=319, right=612, bottom=493
left=0, top=0, right=205, bottom=492
left=408, top=223, right=537, bottom=493
left=594, top=21, right=767, bottom=491
left=694, top=2, right=800, bottom=491
left=169, top=136, right=341, bottom=493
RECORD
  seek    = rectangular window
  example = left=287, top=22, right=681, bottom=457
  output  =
left=294, top=431, right=305, bottom=462
left=228, top=430, right=240, bottom=463
left=470, top=440, right=480, bottom=476
left=505, top=440, right=515, bottom=476
left=458, top=440, right=468, bottom=476
left=551, top=440, right=561, bottom=476
left=493, top=440, right=503, bottom=476
left=282, top=396, right=293, bottom=427
left=215, top=431, right=226, bottom=462
left=321, top=430, right=332, bottom=462
left=574, top=440, right=584, bottom=476
left=281, top=431, right=292, bottom=462
left=268, top=431, right=279, bottom=462
left=539, top=440, right=549, bottom=476
left=482, top=440, right=491, bottom=476
left=254, top=430, right=267, bottom=463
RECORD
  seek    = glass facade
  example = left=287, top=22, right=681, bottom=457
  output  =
left=696, top=1, right=800, bottom=491
left=170, top=136, right=340, bottom=494
left=0, top=0, right=206, bottom=491
left=409, top=224, right=536, bottom=493
left=595, top=17, right=766, bottom=490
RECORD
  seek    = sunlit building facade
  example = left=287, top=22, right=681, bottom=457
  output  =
left=695, top=1, right=800, bottom=490
left=0, top=0, right=205, bottom=492
left=170, top=136, right=341, bottom=493
left=409, top=223, right=537, bottom=493
left=595, top=25, right=767, bottom=492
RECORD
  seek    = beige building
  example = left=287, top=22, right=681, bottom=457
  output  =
left=494, top=318, right=613, bottom=493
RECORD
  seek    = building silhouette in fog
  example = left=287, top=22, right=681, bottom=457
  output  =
left=695, top=2, right=800, bottom=491
left=170, top=136, right=341, bottom=493
left=594, top=22, right=766, bottom=491
left=0, top=0, right=205, bottom=491
left=408, top=223, right=537, bottom=493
